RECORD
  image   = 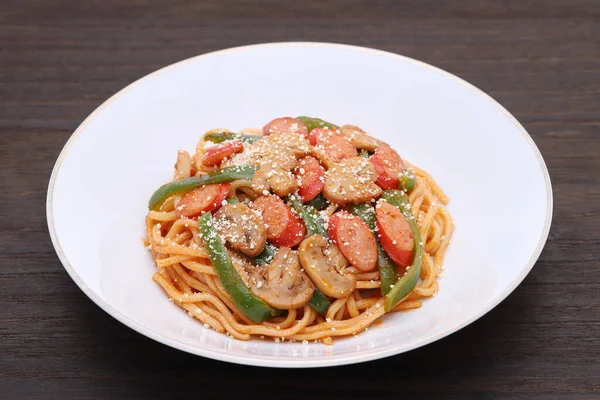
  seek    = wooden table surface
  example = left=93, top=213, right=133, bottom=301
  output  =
left=1, top=1, right=599, bottom=399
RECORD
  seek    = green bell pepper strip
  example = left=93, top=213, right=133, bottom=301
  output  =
left=285, top=195, right=331, bottom=314
left=307, top=288, right=330, bottom=316
left=253, top=242, right=277, bottom=266
left=296, top=116, right=339, bottom=132
left=226, top=197, right=240, bottom=204
left=399, top=171, right=417, bottom=192
left=348, top=203, right=398, bottom=296
left=204, top=132, right=262, bottom=144
left=380, top=190, right=423, bottom=311
left=148, top=165, right=259, bottom=210
left=286, top=195, right=328, bottom=238
left=198, top=212, right=279, bottom=322
left=306, top=193, right=329, bottom=211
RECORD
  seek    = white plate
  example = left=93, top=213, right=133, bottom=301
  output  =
left=47, top=42, right=552, bottom=368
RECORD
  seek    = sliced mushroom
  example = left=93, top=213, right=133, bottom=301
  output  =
left=258, top=131, right=311, bottom=159
left=251, top=163, right=299, bottom=197
left=308, top=145, right=336, bottom=170
left=251, top=152, right=299, bottom=197
left=251, top=165, right=272, bottom=195
left=269, top=169, right=298, bottom=197
left=248, top=247, right=315, bottom=309
left=298, top=235, right=356, bottom=298
left=174, top=150, right=192, bottom=180
left=323, top=156, right=383, bottom=204
left=214, top=203, right=267, bottom=257
left=340, top=125, right=385, bottom=152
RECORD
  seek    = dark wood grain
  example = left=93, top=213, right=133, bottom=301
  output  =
left=1, top=1, right=599, bottom=399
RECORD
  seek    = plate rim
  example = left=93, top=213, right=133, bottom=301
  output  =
left=46, top=41, right=553, bottom=368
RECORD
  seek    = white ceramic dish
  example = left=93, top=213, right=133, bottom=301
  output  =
left=47, top=42, right=552, bottom=368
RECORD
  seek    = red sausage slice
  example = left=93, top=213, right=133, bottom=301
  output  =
left=370, top=144, right=405, bottom=190
left=251, top=195, right=306, bottom=247
left=376, top=201, right=414, bottom=267
left=294, top=156, right=325, bottom=202
left=175, top=183, right=230, bottom=218
left=309, top=128, right=357, bottom=162
left=262, top=117, right=309, bottom=138
left=328, top=211, right=378, bottom=272
left=202, top=140, right=244, bottom=166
